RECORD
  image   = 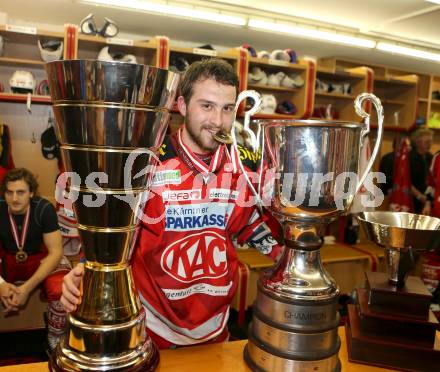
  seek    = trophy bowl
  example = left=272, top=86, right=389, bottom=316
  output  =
left=358, top=211, right=440, bottom=286
left=358, top=211, right=440, bottom=250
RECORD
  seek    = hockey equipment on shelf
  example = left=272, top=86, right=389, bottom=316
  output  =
left=38, top=39, right=63, bottom=62
left=36, top=80, right=50, bottom=95
left=242, top=43, right=257, bottom=57
left=276, top=101, right=297, bottom=115
left=330, top=82, right=351, bottom=94
left=284, top=48, right=298, bottom=63
left=198, top=44, right=215, bottom=50
left=260, top=94, right=277, bottom=114
left=313, top=104, right=340, bottom=120
left=97, top=46, right=137, bottom=64
left=9, top=70, right=36, bottom=94
left=248, top=66, right=267, bottom=85
left=80, top=13, right=119, bottom=38
left=257, top=50, right=270, bottom=59
left=280, top=73, right=305, bottom=88
left=169, top=56, right=190, bottom=73
left=267, top=72, right=285, bottom=87
left=316, top=78, right=329, bottom=92
left=270, top=49, right=291, bottom=62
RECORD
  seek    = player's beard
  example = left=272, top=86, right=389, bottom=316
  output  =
left=185, top=113, right=220, bottom=153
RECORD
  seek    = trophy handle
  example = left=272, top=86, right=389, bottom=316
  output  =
left=232, top=90, right=264, bottom=211
left=353, top=93, right=384, bottom=197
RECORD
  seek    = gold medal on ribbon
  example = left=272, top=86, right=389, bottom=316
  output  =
left=9, top=206, right=31, bottom=264
left=15, top=249, right=28, bottom=263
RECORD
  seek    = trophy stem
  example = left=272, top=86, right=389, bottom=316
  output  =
left=245, top=222, right=341, bottom=371
left=50, top=265, right=159, bottom=372
left=385, top=246, right=415, bottom=287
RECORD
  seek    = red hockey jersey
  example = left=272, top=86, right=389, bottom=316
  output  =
left=132, top=128, right=280, bottom=346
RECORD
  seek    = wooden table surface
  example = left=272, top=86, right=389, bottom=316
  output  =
left=0, top=327, right=394, bottom=371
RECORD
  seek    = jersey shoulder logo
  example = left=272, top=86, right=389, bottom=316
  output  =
left=236, top=144, right=261, bottom=172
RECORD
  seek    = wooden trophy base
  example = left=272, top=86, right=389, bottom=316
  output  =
left=356, top=287, right=438, bottom=346
left=346, top=305, right=440, bottom=371
left=366, top=271, right=432, bottom=319
left=345, top=272, right=440, bottom=371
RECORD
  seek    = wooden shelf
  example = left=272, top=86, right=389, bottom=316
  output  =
left=372, top=124, right=409, bottom=132
left=382, top=99, right=407, bottom=105
left=0, top=25, right=63, bottom=40
left=249, top=57, right=306, bottom=71
left=247, top=84, right=300, bottom=93
left=315, top=91, right=355, bottom=100
left=170, top=46, right=237, bottom=60
left=77, top=33, right=157, bottom=50
left=250, top=112, right=299, bottom=119
left=374, top=76, right=417, bottom=86
left=431, top=99, right=440, bottom=106
left=419, top=98, right=429, bottom=103
left=0, top=57, right=45, bottom=67
left=317, top=67, right=364, bottom=80
left=0, top=92, right=51, bottom=104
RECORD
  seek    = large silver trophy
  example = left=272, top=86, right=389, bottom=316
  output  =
left=228, top=92, right=384, bottom=371
left=45, top=60, right=179, bottom=371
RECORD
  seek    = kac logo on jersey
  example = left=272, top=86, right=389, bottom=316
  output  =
left=161, top=231, right=227, bottom=283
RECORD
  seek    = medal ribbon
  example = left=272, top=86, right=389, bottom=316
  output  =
left=177, top=128, right=224, bottom=174
left=8, top=206, right=30, bottom=252
left=176, top=127, right=239, bottom=175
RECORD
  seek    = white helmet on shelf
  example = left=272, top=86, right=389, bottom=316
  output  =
left=260, top=94, right=277, bottom=114
left=248, top=67, right=268, bottom=85
left=9, top=70, right=36, bottom=94
left=97, top=46, right=137, bottom=64
left=270, top=49, right=291, bottom=62
left=267, top=72, right=286, bottom=87
left=280, top=73, right=305, bottom=89
left=257, top=50, right=270, bottom=59
left=38, top=39, right=63, bottom=62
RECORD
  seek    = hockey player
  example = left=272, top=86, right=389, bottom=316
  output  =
left=0, top=168, right=70, bottom=349
left=61, top=59, right=282, bottom=349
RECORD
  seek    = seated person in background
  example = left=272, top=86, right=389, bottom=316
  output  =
left=409, top=128, right=433, bottom=213
left=0, top=168, right=70, bottom=349
left=0, top=277, right=20, bottom=306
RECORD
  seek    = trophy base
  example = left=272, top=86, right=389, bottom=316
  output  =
left=366, top=271, right=432, bottom=319
left=356, top=288, right=438, bottom=346
left=346, top=304, right=440, bottom=371
left=244, top=341, right=341, bottom=372
left=49, top=338, right=159, bottom=372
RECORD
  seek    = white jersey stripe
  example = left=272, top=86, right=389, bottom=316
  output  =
left=140, top=293, right=229, bottom=345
